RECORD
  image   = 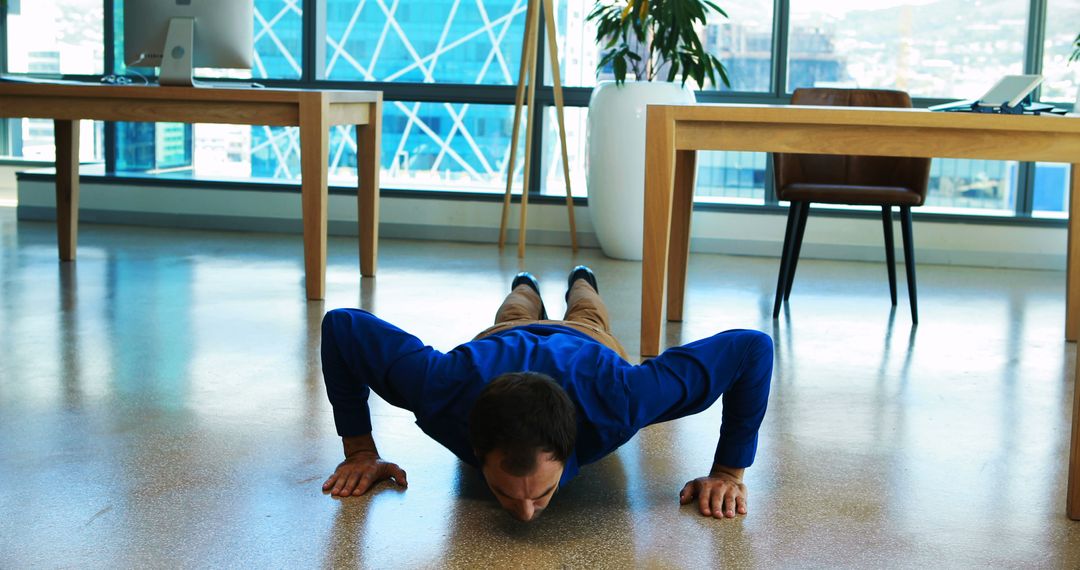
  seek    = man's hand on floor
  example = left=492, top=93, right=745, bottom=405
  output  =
left=323, top=452, right=408, bottom=497
left=679, top=466, right=747, bottom=518
left=323, top=434, right=408, bottom=497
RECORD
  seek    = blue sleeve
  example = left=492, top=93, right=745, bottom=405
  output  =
left=624, top=330, right=773, bottom=468
left=320, top=308, right=445, bottom=437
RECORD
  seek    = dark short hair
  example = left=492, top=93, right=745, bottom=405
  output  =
left=468, top=371, right=577, bottom=476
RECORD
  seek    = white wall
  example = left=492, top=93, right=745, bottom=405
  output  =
left=0, top=166, right=21, bottom=205
left=14, top=176, right=1068, bottom=271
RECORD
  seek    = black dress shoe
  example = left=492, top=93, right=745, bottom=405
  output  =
left=566, top=265, right=598, bottom=301
left=511, top=272, right=548, bottom=320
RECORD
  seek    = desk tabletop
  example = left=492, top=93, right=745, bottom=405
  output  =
left=0, top=82, right=380, bottom=104
left=650, top=102, right=1080, bottom=134
left=0, top=82, right=380, bottom=126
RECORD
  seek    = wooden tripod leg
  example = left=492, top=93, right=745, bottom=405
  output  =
left=499, top=0, right=538, bottom=249
left=517, top=0, right=541, bottom=258
left=541, top=0, right=577, bottom=251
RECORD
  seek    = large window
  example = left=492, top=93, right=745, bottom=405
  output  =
left=1032, top=163, right=1071, bottom=219
left=2, top=120, right=103, bottom=163
left=555, top=0, right=774, bottom=91
left=538, top=107, right=586, bottom=198
left=1, top=0, right=1072, bottom=222
left=787, top=0, right=1027, bottom=97
left=1033, top=1, right=1079, bottom=218
left=1041, top=0, right=1080, bottom=103
left=3, top=0, right=105, bottom=162
left=552, top=0, right=775, bottom=202
left=324, top=0, right=525, bottom=84
left=6, top=0, right=103, bottom=74
left=112, top=0, right=302, bottom=79
left=110, top=0, right=302, bottom=174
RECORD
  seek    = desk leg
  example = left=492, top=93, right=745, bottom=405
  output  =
left=55, top=120, right=79, bottom=261
left=1068, top=164, right=1080, bottom=521
left=1070, top=357, right=1080, bottom=520
left=640, top=108, right=675, bottom=358
left=1067, top=164, right=1080, bottom=342
left=358, top=98, right=382, bottom=277
left=666, top=150, right=697, bottom=322
left=300, top=93, right=330, bottom=300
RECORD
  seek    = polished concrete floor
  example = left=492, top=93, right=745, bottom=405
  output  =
left=1, top=207, right=1078, bottom=568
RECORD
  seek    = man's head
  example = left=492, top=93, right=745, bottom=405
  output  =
left=468, top=371, right=577, bottom=522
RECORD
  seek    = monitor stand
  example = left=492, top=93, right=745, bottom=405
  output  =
left=159, top=17, right=198, bottom=87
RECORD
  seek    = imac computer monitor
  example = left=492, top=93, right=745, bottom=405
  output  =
left=124, top=0, right=253, bottom=86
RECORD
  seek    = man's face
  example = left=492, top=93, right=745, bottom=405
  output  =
left=480, top=449, right=564, bottom=522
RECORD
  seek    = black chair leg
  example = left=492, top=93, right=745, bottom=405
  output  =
left=881, top=206, right=897, bottom=306
left=900, top=206, right=918, bottom=324
left=783, top=201, right=810, bottom=302
left=773, top=202, right=802, bottom=318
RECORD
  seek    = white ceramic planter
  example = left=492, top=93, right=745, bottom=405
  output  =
left=586, top=80, right=696, bottom=260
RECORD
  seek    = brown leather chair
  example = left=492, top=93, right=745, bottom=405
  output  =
left=772, top=88, right=931, bottom=323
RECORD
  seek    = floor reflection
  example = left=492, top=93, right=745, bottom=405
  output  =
left=58, top=263, right=82, bottom=409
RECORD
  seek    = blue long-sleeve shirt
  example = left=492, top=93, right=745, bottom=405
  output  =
left=321, top=309, right=773, bottom=485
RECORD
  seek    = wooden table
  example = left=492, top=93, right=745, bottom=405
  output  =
left=640, top=103, right=1080, bottom=520
left=0, top=83, right=382, bottom=300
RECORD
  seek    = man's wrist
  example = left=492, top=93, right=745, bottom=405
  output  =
left=709, top=464, right=745, bottom=480
left=343, top=433, right=379, bottom=459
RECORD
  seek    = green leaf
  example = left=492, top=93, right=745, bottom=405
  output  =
left=597, top=51, right=616, bottom=69
left=613, top=55, right=627, bottom=84
left=591, top=0, right=737, bottom=87
left=715, top=58, right=730, bottom=88
left=703, top=0, right=727, bottom=18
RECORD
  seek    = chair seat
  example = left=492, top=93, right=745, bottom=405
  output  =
left=780, top=183, right=924, bottom=206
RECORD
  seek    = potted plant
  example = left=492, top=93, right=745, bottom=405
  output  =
left=585, top=0, right=731, bottom=260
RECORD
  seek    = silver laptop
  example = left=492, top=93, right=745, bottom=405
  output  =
left=929, top=75, right=1043, bottom=112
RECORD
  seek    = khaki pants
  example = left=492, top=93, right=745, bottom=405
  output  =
left=474, top=279, right=630, bottom=361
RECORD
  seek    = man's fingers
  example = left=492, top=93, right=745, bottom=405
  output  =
left=698, top=486, right=712, bottom=516
left=388, top=465, right=408, bottom=488
left=679, top=481, right=694, bottom=504
left=330, top=471, right=349, bottom=496
left=333, top=472, right=353, bottom=496
left=340, top=472, right=362, bottom=496
left=680, top=477, right=748, bottom=519
left=722, top=492, right=736, bottom=518
left=710, top=492, right=724, bottom=519
left=324, top=462, right=409, bottom=498
left=352, top=472, right=377, bottom=496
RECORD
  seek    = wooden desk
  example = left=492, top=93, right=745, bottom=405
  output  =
left=0, top=83, right=382, bottom=300
left=640, top=103, right=1080, bottom=519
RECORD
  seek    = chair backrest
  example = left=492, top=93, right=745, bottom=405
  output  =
left=774, top=88, right=931, bottom=204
